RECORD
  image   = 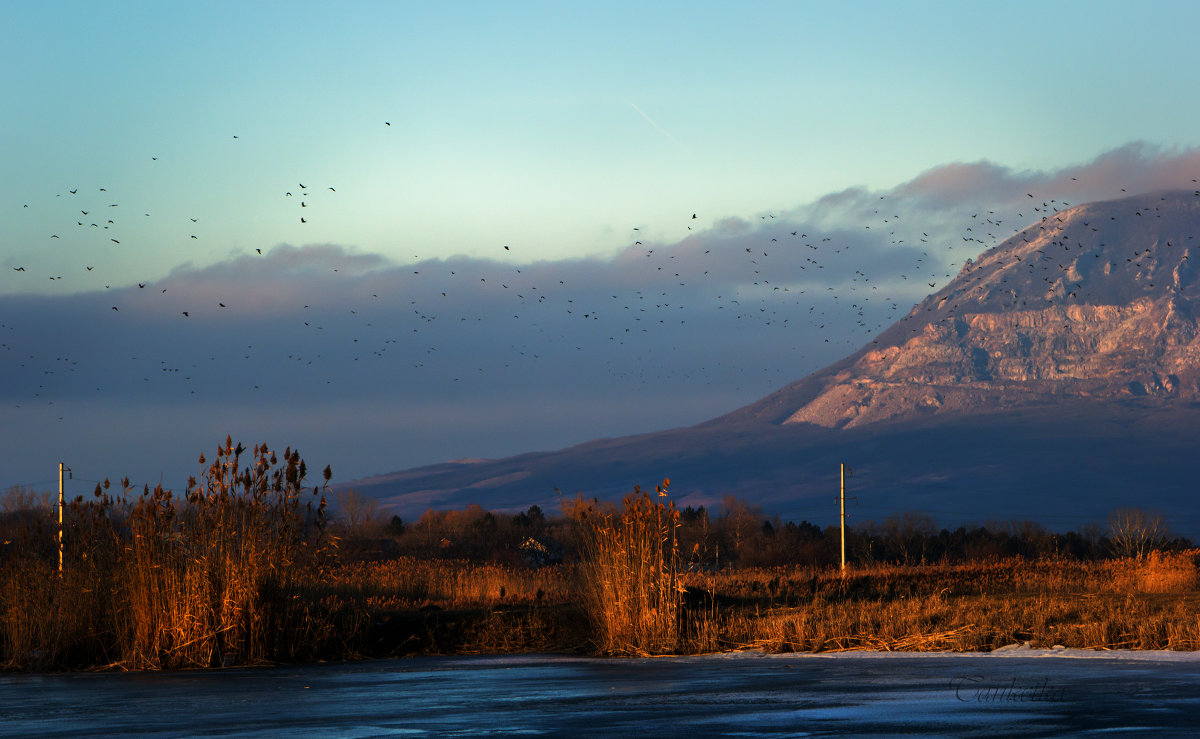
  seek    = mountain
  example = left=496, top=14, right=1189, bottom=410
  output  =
left=732, top=189, right=1200, bottom=427
left=347, top=191, right=1200, bottom=534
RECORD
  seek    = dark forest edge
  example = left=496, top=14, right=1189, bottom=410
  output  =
left=2, top=440, right=1198, bottom=671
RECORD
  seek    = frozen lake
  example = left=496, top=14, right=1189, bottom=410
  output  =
left=4, top=648, right=1200, bottom=736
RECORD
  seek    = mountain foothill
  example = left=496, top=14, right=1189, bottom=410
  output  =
left=350, top=191, right=1200, bottom=534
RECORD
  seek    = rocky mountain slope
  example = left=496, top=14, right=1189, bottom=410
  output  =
left=728, top=190, right=1200, bottom=428
left=347, top=191, right=1200, bottom=532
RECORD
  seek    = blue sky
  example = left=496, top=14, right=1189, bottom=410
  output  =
left=8, top=0, right=1200, bottom=280
left=5, top=1, right=1200, bottom=502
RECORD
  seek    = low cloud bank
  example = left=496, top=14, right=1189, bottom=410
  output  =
left=4, top=142, right=1198, bottom=494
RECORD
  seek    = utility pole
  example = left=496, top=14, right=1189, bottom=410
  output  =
left=840, top=463, right=846, bottom=572
left=840, top=463, right=855, bottom=573
left=58, top=462, right=71, bottom=575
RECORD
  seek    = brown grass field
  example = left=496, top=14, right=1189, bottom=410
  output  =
left=3, top=450, right=1199, bottom=670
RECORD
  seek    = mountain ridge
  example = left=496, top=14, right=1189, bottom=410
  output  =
left=721, top=190, right=1200, bottom=428
left=346, top=191, right=1200, bottom=533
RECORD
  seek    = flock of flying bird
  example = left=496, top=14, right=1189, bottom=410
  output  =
left=886, top=186, right=1200, bottom=345
left=8, top=127, right=1200, bottom=429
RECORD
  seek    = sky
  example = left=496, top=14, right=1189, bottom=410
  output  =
left=5, top=0, right=1200, bottom=503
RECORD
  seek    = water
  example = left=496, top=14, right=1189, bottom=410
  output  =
left=3, top=650, right=1200, bottom=737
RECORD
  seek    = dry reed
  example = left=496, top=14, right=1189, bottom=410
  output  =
left=682, top=554, right=1200, bottom=653
left=324, top=557, right=572, bottom=611
left=6, top=467, right=1200, bottom=669
left=0, top=438, right=344, bottom=671
left=571, top=480, right=682, bottom=655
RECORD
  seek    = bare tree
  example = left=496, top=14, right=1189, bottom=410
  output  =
left=0, top=485, right=52, bottom=515
left=1107, top=508, right=1170, bottom=559
left=334, top=488, right=380, bottom=537
left=881, top=512, right=937, bottom=564
left=719, top=495, right=761, bottom=560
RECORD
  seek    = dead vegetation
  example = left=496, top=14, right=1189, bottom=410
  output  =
left=697, top=553, right=1200, bottom=653
left=568, top=480, right=682, bottom=655
left=3, top=462, right=1199, bottom=670
left=0, top=438, right=352, bottom=671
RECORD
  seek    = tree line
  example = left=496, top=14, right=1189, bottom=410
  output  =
left=321, top=490, right=1190, bottom=567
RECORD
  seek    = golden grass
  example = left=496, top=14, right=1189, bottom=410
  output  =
left=1127, top=549, right=1199, bottom=593
left=0, top=439, right=344, bottom=671
left=5, top=459, right=1200, bottom=670
left=570, top=482, right=683, bottom=655
left=323, top=557, right=572, bottom=611
left=681, top=554, right=1200, bottom=653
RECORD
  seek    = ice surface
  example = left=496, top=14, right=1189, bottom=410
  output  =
left=3, top=651, right=1200, bottom=737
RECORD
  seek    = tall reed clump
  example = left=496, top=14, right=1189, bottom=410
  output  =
left=570, top=480, right=681, bottom=655
left=0, top=480, right=125, bottom=670
left=116, top=437, right=336, bottom=668
left=0, top=437, right=341, bottom=671
left=1119, top=549, right=1199, bottom=593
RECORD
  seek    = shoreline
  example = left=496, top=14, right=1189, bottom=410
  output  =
left=10, top=644, right=1200, bottom=678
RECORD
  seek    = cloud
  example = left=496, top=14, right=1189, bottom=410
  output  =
left=894, top=141, right=1200, bottom=209
left=893, top=161, right=1027, bottom=206
left=6, top=142, right=1200, bottom=497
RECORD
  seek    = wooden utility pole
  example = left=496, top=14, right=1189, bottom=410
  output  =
left=58, top=462, right=70, bottom=575
left=840, top=463, right=846, bottom=572
left=839, top=463, right=855, bottom=573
